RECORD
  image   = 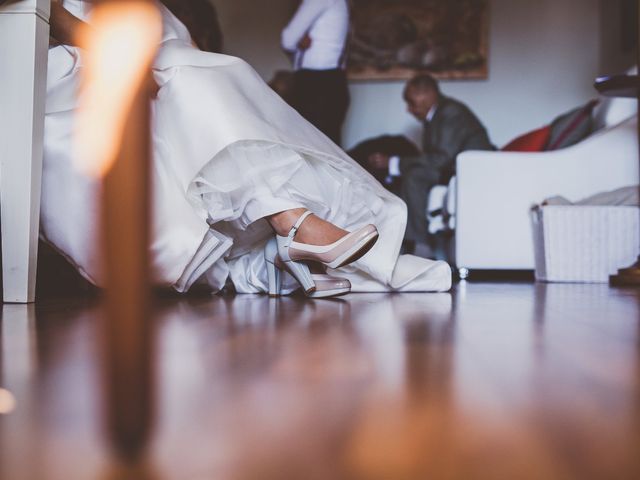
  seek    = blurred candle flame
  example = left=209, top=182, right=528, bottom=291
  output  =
left=75, top=1, right=162, bottom=178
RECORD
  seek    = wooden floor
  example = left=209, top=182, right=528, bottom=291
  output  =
left=1, top=282, right=640, bottom=479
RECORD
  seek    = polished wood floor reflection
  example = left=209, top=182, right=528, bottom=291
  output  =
left=1, top=283, right=640, bottom=479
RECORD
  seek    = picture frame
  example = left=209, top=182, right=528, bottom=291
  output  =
left=347, top=0, right=490, bottom=81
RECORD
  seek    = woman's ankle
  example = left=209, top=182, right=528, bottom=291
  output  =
left=267, top=208, right=307, bottom=237
left=266, top=209, right=347, bottom=246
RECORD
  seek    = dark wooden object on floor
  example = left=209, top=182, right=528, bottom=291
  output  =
left=595, top=0, right=640, bottom=286
left=594, top=73, right=640, bottom=286
left=83, top=0, right=161, bottom=463
left=101, top=77, right=154, bottom=461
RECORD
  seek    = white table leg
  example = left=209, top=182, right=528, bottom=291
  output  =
left=0, top=1, right=50, bottom=303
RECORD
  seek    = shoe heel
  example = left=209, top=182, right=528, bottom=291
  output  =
left=276, top=231, right=316, bottom=294
left=266, top=260, right=282, bottom=297
left=265, top=237, right=282, bottom=297
left=283, top=259, right=315, bottom=294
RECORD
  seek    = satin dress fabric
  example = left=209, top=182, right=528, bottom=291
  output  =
left=41, top=0, right=452, bottom=293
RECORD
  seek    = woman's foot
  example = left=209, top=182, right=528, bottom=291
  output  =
left=269, top=209, right=379, bottom=270
left=267, top=208, right=348, bottom=246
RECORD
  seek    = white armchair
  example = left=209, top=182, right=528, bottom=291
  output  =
left=0, top=0, right=50, bottom=302
left=453, top=96, right=639, bottom=273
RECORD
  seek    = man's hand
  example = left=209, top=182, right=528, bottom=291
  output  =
left=367, top=152, right=391, bottom=170
left=297, top=34, right=312, bottom=50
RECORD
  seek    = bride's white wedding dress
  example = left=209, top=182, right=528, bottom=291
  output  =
left=42, top=0, right=451, bottom=293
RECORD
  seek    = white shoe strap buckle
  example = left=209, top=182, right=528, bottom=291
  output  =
left=287, top=210, right=313, bottom=245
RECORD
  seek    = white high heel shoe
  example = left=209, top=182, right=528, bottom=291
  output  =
left=265, top=237, right=351, bottom=298
left=276, top=210, right=379, bottom=270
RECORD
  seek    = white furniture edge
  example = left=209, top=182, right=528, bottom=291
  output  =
left=0, top=0, right=50, bottom=302
left=455, top=117, right=640, bottom=271
left=1, top=0, right=50, bottom=19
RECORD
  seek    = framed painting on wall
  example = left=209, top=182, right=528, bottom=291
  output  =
left=348, top=0, right=489, bottom=81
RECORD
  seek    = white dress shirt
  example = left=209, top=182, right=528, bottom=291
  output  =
left=281, top=0, right=350, bottom=71
left=388, top=104, right=438, bottom=180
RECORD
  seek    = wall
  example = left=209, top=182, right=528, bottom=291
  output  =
left=215, top=0, right=634, bottom=149
left=215, top=0, right=296, bottom=79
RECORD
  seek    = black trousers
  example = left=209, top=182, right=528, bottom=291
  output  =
left=400, top=165, right=441, bottom=243
left=291, top=69, right=350, bottom=146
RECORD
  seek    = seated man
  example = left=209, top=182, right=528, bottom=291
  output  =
left=348, top=135, right=421, bottom=196
left=368, top=74, right=494, bottom=254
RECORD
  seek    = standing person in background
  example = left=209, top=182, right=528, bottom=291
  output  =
left=282, top=0, right=351, bottom=146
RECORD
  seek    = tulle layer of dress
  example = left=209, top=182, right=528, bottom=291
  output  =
left=40, top=1, right=452, bottom=294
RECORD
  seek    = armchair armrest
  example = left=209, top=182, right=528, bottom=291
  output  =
left=455, top=117, right=639, bottom=270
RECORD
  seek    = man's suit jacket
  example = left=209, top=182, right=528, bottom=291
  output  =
left=400, top=96, right=494, bottom=183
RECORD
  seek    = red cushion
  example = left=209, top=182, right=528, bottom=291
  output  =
left=501, top=125, right=551, bottom=152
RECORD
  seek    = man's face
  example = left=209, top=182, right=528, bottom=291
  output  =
left=404, top=86, right=437, bottom=122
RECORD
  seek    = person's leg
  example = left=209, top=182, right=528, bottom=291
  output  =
left=309, top=70, right=349, bottom=145
left=325, top=69, right=350, bottom=146
left=266, top=208, right=348, bottom=246
left=291, top=71, right=322, bottom=128
left=400, top=166, right=440, bottom=244
left=292, top=70, right=347, bottom=145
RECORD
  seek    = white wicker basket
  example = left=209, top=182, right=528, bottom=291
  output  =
left=531, top=205, right=640, bottom=283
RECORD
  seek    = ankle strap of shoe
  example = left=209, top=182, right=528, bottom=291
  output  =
left=288, top=210, right=313, bottom=244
